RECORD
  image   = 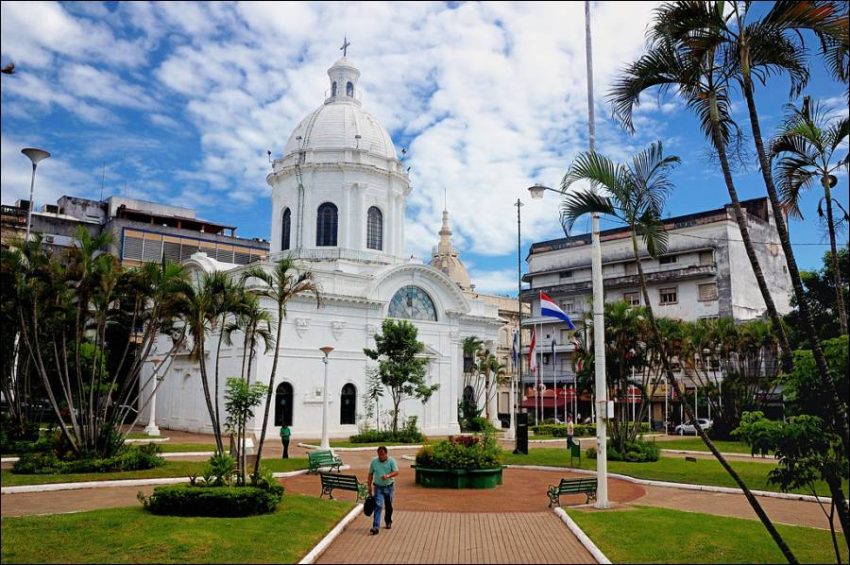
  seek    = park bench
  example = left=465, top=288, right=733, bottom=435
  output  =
left=307, top=449, right=343, bottom=474
left=547, top=477, right=598, bottom=507
left=319, top=472, right=368, bottom=502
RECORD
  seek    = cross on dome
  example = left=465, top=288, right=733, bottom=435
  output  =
left=340, top=36, right=350, bottom=57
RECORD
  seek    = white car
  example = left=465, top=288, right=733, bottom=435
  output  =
left=674, top=418, right=713, bottom=435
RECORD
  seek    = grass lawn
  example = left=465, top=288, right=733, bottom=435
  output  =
left=502, top=448, right=849, bottom=498
left=1, top=494, right=352, bottom=564
left=650, top=437, right=769, bottom=456
left=568, top=505, right=847, bottom=564
left=154, top=443, right=215, bottom=453
left=327, top=440, right=424, bottom=448
left=1, top=458, right=308, bottom=487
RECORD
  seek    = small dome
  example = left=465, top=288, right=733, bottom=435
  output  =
left=281, top=56, right=397, bottom=162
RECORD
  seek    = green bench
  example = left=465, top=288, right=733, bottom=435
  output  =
left=547, top=477, right=598, bottom=507
left=307, top=449, right=343, bottom=474
left=319, top=472, right=368, bottom=502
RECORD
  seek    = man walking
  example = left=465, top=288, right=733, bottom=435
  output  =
left=367, top=446, right=399, bottom=535
left=566, top=415, right=575, bottom=449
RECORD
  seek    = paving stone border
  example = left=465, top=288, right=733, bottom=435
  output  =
left=553, top=507, right=611, bottom=564
left=297, top=443, right=422, bottom=452
left=298, top=503, right=364, bottom=564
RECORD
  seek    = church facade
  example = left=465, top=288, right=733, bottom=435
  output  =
left=141, top=54, right=503, bottom=439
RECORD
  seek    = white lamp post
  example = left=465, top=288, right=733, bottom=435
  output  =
left=319, top=346, right=334, bottom=450
left=21, top=147, right=50, bottom=241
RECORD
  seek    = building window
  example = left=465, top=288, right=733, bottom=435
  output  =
left=275, top=382, right=293, bottom=427
left=560, top=271, right=573, bottom=280
left=562, top=302, right=574, bottom=313
left=659, top=287, right=678, bottom=305
left=623, top=291, right=640, bottom=306
left=698, top=282, right=718, bottom=301
left=699, top=250, right=713, bottom=265
left=316, top=203, right=338, bottom=247
left=625, top=262, right=638, bottom=275
left=659, top=255, right=678, bottom=265
left=367, top=206, right=383, bottom=250
left=388, top=286, right=438, bottom=321
left=346, top=81, right=354, bottom=97
left=281, top=208, right=291, bottom=251
left=331, top=82, right=337, bottom=97
left=340, top=384, right=356, bottom=425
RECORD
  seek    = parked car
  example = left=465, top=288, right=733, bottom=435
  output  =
left=674, top=418, right=713, bottom=435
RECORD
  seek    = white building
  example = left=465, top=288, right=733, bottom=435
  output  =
left=141, top=54, right=502, bottom=439
left=520, top=197, right=793, bottom=421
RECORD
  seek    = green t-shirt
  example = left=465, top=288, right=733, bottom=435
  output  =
left=369, top=456, right=398, bottom=486
left=280, top=426, right=291, bottom=439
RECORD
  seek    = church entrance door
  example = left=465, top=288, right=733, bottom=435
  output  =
left=275, top=382, right=293, bottom=427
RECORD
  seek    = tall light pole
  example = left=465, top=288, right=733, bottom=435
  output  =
left=319, top=346, right=334, bottom=450
left=21, top=147, right=50, bottom=241
left=507, top=198, right=523, bottom=443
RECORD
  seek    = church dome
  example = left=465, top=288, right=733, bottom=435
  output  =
left=282, top=57, right=397, bottom=162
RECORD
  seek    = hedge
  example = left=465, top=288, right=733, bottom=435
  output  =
left=531, top=422, right=650, bottom=438
left=140, top=483, right=284, bottom=517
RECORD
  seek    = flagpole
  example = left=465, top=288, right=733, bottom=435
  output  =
left=539, top=322, right=543, bottom=423
left=552, top=337, right=557, bottom=423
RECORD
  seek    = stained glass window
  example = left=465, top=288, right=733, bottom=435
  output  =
left=367, top=206, right=383, bottom=250
left=281, top=208, right=291, bottom=251
left=388, top=286, right=438, bottom=321
left=316, top=203, right=338, bottom=247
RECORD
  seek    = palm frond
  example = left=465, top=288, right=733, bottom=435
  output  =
left=559, top=190, right=615, bottom=236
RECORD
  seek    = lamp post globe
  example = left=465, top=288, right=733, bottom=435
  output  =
left=319, top=346, right=334, bottom=450
left=21, top=147, right=50, bottom=241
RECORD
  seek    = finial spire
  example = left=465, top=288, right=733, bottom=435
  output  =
left=340, top=36, right=350, bottom=57
left=443, top=187, right=447, bottom=211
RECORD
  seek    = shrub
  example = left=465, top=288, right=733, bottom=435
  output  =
left=586, top=439, right=659, bottom=462
left=140, top=483, right=283, bottom=517
left=464, top=416, right=495, bottom=433
left=415, top=431, right=502, bottom=470
left=350, top=416, right=425, bottom=443
left=12, top=443, right=165, bottom=475
left=531, top=423, right=597, bottom=438
left=732, top=411, right=781, bottom=457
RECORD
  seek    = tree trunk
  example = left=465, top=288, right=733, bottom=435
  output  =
left=825, top=473, right=850, bottom=553
left=823, top=182, right=849, bottom=335
left=252, top=302, right=284, bottom=480
left=197, top=330, right=224, bottom=454
left=742, top=80, right=850, bottom=456
left=633, top=211, right=800, bottom=564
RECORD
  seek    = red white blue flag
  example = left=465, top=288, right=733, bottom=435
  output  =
left=540, top=291, right=576, bottom=330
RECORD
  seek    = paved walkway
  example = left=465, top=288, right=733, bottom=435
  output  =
left=0, top=428, right=837, bottom=563
left=316, top=512, right=596, bottom=564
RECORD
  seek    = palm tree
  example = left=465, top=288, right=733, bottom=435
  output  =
left=771, top=96, right=849, bottom=335
left=182, top=270, right=231, bottom=454
left=609, top=4, right=796, bottom=378
left=242, top=256, right=320, bottom=480
left=212, top=277, right=247, bottom=433
left=562, top=142, right=799, bottom=563
left=478, top=351, right=507, bottom=421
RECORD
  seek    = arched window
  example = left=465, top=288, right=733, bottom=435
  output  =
left=340, top=384, right=356, bottom=425
left=346, top=81, right=354, bottom=97
left=388, top=286, right=438, bottom=321
left=281, top=208, right=291, bottom=251
left=331, top=82, right=337, bottom=97
left=316, top=203, right=338, bottom=247
left=275, top=382, right=293, bottom=427
left=367, top=206, right=383, bottom=250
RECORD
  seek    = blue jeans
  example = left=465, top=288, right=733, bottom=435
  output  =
left=372, top=483, right=394, bottom=530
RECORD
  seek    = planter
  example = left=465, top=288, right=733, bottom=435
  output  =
left=414, top=466, right=503, bottom=489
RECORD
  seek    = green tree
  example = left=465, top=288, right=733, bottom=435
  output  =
left=785, top=248, right=850, bottom=348
left=771, top=96, right=849, bottom=335
left=224, top=377, right=267, bottom=486
left=241, top=256, right=320, bottom=479
left=364, top=319, right=438, bottom=434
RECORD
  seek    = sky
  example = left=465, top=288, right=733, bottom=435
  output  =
left=1, top=1, right=847, bottom=296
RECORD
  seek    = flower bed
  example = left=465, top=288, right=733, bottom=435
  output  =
left=414, top=432, right=503, bottom=489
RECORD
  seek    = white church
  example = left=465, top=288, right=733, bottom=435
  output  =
left=141, top=53, right=503, bottom=439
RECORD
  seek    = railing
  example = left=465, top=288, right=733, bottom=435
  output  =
left=270, top=248, right=396, bottom=265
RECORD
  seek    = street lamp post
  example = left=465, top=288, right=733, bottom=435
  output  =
left=319, top=346, right=334, bottom=450
left=21, top=147, right=50, bottom=241
left=507, top=198, right=523, bottom=443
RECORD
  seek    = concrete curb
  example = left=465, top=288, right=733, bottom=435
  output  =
left=505, top=464, right=830, bottom=504
left=124, top=438, right=171, bottom=444
left=0, top=468, right=327, bottom=495
left=553, top=507, right=611, bottom=564
left=298, top=503, right=364, bottom=564
left=660, top=448, right=775, bottom=461
left=297, top=443, right=423, bottom=452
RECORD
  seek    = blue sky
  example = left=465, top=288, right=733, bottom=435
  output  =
left=1, top=1, right=847, bottom=295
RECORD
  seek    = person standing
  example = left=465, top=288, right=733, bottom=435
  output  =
left=566, top=415, right=575, bottom=449
left=280, top=424, right=291, bottom=459
left=367, top=446, right=399, bottom=535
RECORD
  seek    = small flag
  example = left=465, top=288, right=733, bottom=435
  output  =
left=512, top=330, right=519, bottom=368
left=540, top=291, right=576, bottom=330
left=529, top=327, right=537, bottom=374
